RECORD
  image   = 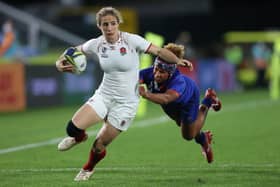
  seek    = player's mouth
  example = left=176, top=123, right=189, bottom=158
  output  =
left=154, top=76, right=163, bottom=83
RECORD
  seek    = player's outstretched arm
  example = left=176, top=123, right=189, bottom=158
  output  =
left=147, top=44, right=193, bottom=71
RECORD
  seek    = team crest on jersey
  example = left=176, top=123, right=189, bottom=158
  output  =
left=120, top=47, right=127, bottom=56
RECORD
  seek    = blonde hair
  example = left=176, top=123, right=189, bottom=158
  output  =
left=164, top=43, right=185, bottom=59
left=96, top=7, right=123, bottom=26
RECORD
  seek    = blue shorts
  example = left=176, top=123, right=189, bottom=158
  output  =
left=162, top=91, right=199, bottom=126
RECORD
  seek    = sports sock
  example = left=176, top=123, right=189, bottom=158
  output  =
left=195, top=132, right=206, bottom=146
left=83, top=149, right=106, bottom=171
left=74, top=130, right=87, bottom=142
left=202, top=97, right=212, bottom=108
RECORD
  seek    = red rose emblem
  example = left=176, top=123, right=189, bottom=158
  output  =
left=120, top=47, right=127, bottom=55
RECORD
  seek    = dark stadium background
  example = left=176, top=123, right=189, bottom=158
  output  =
left=1, top=0, right=278, bottom=45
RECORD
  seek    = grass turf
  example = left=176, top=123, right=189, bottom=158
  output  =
left=0, top=89, right=279, bottom=187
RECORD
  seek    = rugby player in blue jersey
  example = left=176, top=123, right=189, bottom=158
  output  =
left=139, top=43, right=222, bottom=163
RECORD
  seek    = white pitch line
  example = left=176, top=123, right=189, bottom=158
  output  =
left=0, top=98, right=279, bottom=155
left=0, top=163, right=279, bottom=173
left=0, top=116, right=170, bottom=155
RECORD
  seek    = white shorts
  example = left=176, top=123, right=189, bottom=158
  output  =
left=86, top=92, right=139, bottom=131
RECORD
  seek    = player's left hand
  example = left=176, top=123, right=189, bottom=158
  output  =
left=177, top=59, right=193, bottom=71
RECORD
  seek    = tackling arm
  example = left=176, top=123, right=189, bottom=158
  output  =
left=139, top=86, right=179, bottom=105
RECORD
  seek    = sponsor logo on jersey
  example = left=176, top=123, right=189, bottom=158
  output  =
left=120, top=120, right=126, bottom=126
left=101, top=47, right=108, bottom=58
left=102, top=47, right=107, bottom=53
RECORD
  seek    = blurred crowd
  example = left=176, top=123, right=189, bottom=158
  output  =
left=0, top=20, right=18, bottom=58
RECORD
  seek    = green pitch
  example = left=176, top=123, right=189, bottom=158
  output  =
left=0, top=90, right=279, bottom=187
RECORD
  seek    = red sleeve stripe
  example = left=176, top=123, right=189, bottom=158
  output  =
left=144, top=43, right=152, bottom=53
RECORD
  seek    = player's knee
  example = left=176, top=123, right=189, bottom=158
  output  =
left=181, top=131, right=195, bottom=141
left=181, top=122, right=196, bottom=141
left=66, top=120, right=84, bottom=137
left=182, top=134, right=193, bottom=141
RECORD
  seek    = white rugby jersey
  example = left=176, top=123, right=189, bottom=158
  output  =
left=82, top=32, right=151, bottom=102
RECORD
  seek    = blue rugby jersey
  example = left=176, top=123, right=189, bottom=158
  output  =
left=140, top=67, right=200, bottom=124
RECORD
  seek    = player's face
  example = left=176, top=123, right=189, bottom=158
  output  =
left=99, top=15, right=119, bottom=43
left=153, top=66, right=169, bottom=83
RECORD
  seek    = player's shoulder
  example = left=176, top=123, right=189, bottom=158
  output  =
left=83, top=35, right=103, bottom=46
left=171, top=70, right=185, bottom=80
left=121, top=31, right=137, bottom=37
left=121, top=31, right=144, bottom=41
left=141, top=66, right=154, bottom=74
left=82, top=35, right=104, bottom=54
left=174, top=72, right=197, bottom=88
left=169, top=71, right=188, bottom=85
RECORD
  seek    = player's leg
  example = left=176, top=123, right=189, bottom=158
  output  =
left=57, top=104, right=103, bottom=151
left=180, top=88, right=203, bottom=140
left=180, top=104, right=208, bottom=140
left=74, top=122, right=121, bottom=181
left=74, top=100, right=138, bottom=181
left=181, top=88, right=221, bottom=163
left=181, top=88, right=221, bottom=138
left=183, top=89, right=221, bottom=137
left=58, top=93, right=106, bottom=151
left=190, top=88, right=222, bottom=145
left=195, top=88, right=222, bottom=163
left=180, top=105, right=214, bottom=163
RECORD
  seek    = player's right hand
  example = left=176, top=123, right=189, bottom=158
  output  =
left=139, top=85, right=147, bottom=97
left=55, top=58, right=75, bottom=73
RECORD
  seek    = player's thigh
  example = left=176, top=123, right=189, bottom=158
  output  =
left=107, top=101, right=138, bottom=131
left=180, top=105, right=199, bottom=137
left=72, top=103, right=102, bottom=130
left=72, top=93, right=109, bottom=129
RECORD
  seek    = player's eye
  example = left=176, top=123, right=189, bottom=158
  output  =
left=111, top=21, right=117, bottom=26
left=102, top=22, right=109, bottom=27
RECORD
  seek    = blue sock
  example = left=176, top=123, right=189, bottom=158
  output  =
left=202, top=97, right=212, bottom=108
left=195, top=132, right=206, bottom=145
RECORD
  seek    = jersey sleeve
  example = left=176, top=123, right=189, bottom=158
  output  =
left=167, top=76, right=186, bottom=97
left=139, top=67, right=153, bottom=84
left=127, top=33, right=151, bottom=53
left=81, top=38, right=99, bottom=55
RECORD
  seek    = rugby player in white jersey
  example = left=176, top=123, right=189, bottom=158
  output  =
left=55, top=6, right=193, bottom=181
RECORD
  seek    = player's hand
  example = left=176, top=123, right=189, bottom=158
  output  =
left=139, top=85, right=147, bottom=97
left=55, top=58, right=75, bottom=73
left=177, top=59, right=193, bottom=71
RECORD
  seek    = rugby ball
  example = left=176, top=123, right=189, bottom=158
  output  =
left=64, top=47, right=87, bottom=74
